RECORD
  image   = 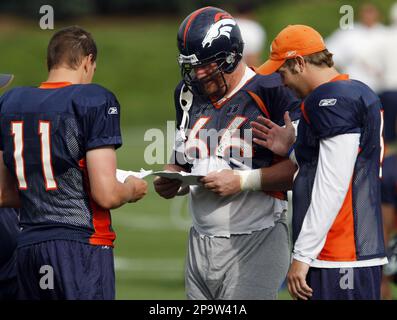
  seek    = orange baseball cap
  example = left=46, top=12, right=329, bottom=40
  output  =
left=258, top=25, right=326, bottom=75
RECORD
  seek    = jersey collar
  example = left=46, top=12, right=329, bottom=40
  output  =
left=212, top=66, right=256, bottom=109
left=39, top=81, right=73, bottom=89
left=329, top=74, right=349, bottom=82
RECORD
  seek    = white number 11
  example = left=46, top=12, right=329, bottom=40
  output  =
left=11, top=121, right=57, bottom=190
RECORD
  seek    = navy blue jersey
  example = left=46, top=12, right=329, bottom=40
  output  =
left=174, top=72, right=300, bottom=174
left=172, top=71, right=301, bottom=236
left=293, top=75, right=385, bottom=262
left=0, top=82, right=122, bottom=247
left=381, top=154, right=397, bottom=208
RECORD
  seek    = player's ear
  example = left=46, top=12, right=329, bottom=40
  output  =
left=81, top=56, right=88, bottom=74
left=295, top=56, right=305, bottom=73
left=87, top=54, right=94, bottom=66
left=81, top=55, right=92, bottom=74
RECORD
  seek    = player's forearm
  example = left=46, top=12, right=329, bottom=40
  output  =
left=260, top=159, right=297, bottom=191
left=112, top=180, right=136, bottom=208
left=93, top=180, right=135, bottom=210
left=236, top=159, right=296, bottom=192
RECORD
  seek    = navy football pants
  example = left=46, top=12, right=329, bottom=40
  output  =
left=307, top=266, right=382, bottom=300
left=0, top=253, right=18, bottom=300
left=17, top=240, right=115, bottom=300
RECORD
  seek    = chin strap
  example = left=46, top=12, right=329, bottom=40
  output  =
left=179, top=84, right=193, bottom=141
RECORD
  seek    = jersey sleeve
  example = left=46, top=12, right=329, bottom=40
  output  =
left=304, top=94, right=361, bottom=139
left=82, top=91, right=122, bottom=151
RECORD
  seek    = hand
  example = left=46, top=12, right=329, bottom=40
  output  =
left=153, top=176, right=182, bottom=199
left=251, top=112, right=296, bottom=156
left=125, top=176, right=148, bottom=202
left=201, top=169, right=241, bottom=197
left=287, top=259, right=313, bottom=300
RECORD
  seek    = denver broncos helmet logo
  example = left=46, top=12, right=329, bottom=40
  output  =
left=202, top=18, right=236, bottom=48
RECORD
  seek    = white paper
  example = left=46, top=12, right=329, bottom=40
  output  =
left=116, top=168, right=153, bottom=183
left=149, top=170, right=203, bottom=186
left=117, top=168, right=203, bottom=186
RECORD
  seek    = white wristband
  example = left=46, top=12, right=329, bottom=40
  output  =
left=237, top=169, right=262, bottom=191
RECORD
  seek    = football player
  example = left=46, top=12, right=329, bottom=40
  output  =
left=0, top=74, right=20, bottom=300
left=253, top=25, right=387, bottom=300
left=154, top=7, right=301, bottom=299
left=0, top=26, right=147, bottom=299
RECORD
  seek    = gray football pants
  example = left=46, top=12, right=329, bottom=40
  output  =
left=185, top=216, right=290, bottom=300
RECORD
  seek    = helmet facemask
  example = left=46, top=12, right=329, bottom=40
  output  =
left=178, top=51, right=240, bottom=102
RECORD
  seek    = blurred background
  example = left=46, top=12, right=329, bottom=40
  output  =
left=1, top=0, right=397, bottom=299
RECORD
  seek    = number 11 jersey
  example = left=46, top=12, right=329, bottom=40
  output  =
left=0, top=82, right=122, bottom=247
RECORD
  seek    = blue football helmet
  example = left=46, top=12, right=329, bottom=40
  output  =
left=177, top=6, right=244, bottom=99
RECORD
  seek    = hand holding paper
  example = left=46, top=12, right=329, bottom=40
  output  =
left=116, top=168, right=153, bottom=183
left=150, top=171, right=203, bottom=186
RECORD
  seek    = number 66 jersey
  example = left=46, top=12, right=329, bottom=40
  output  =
left=0, top=82, right=122, bottom=248
left=173, top=68, right=301, bottom=237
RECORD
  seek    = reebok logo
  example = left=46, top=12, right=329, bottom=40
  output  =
left=285, top=50, right=297, bottom=58
left=319, top=98, right=337, bottom=107
left=108, top=107, right=118, bottom=115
